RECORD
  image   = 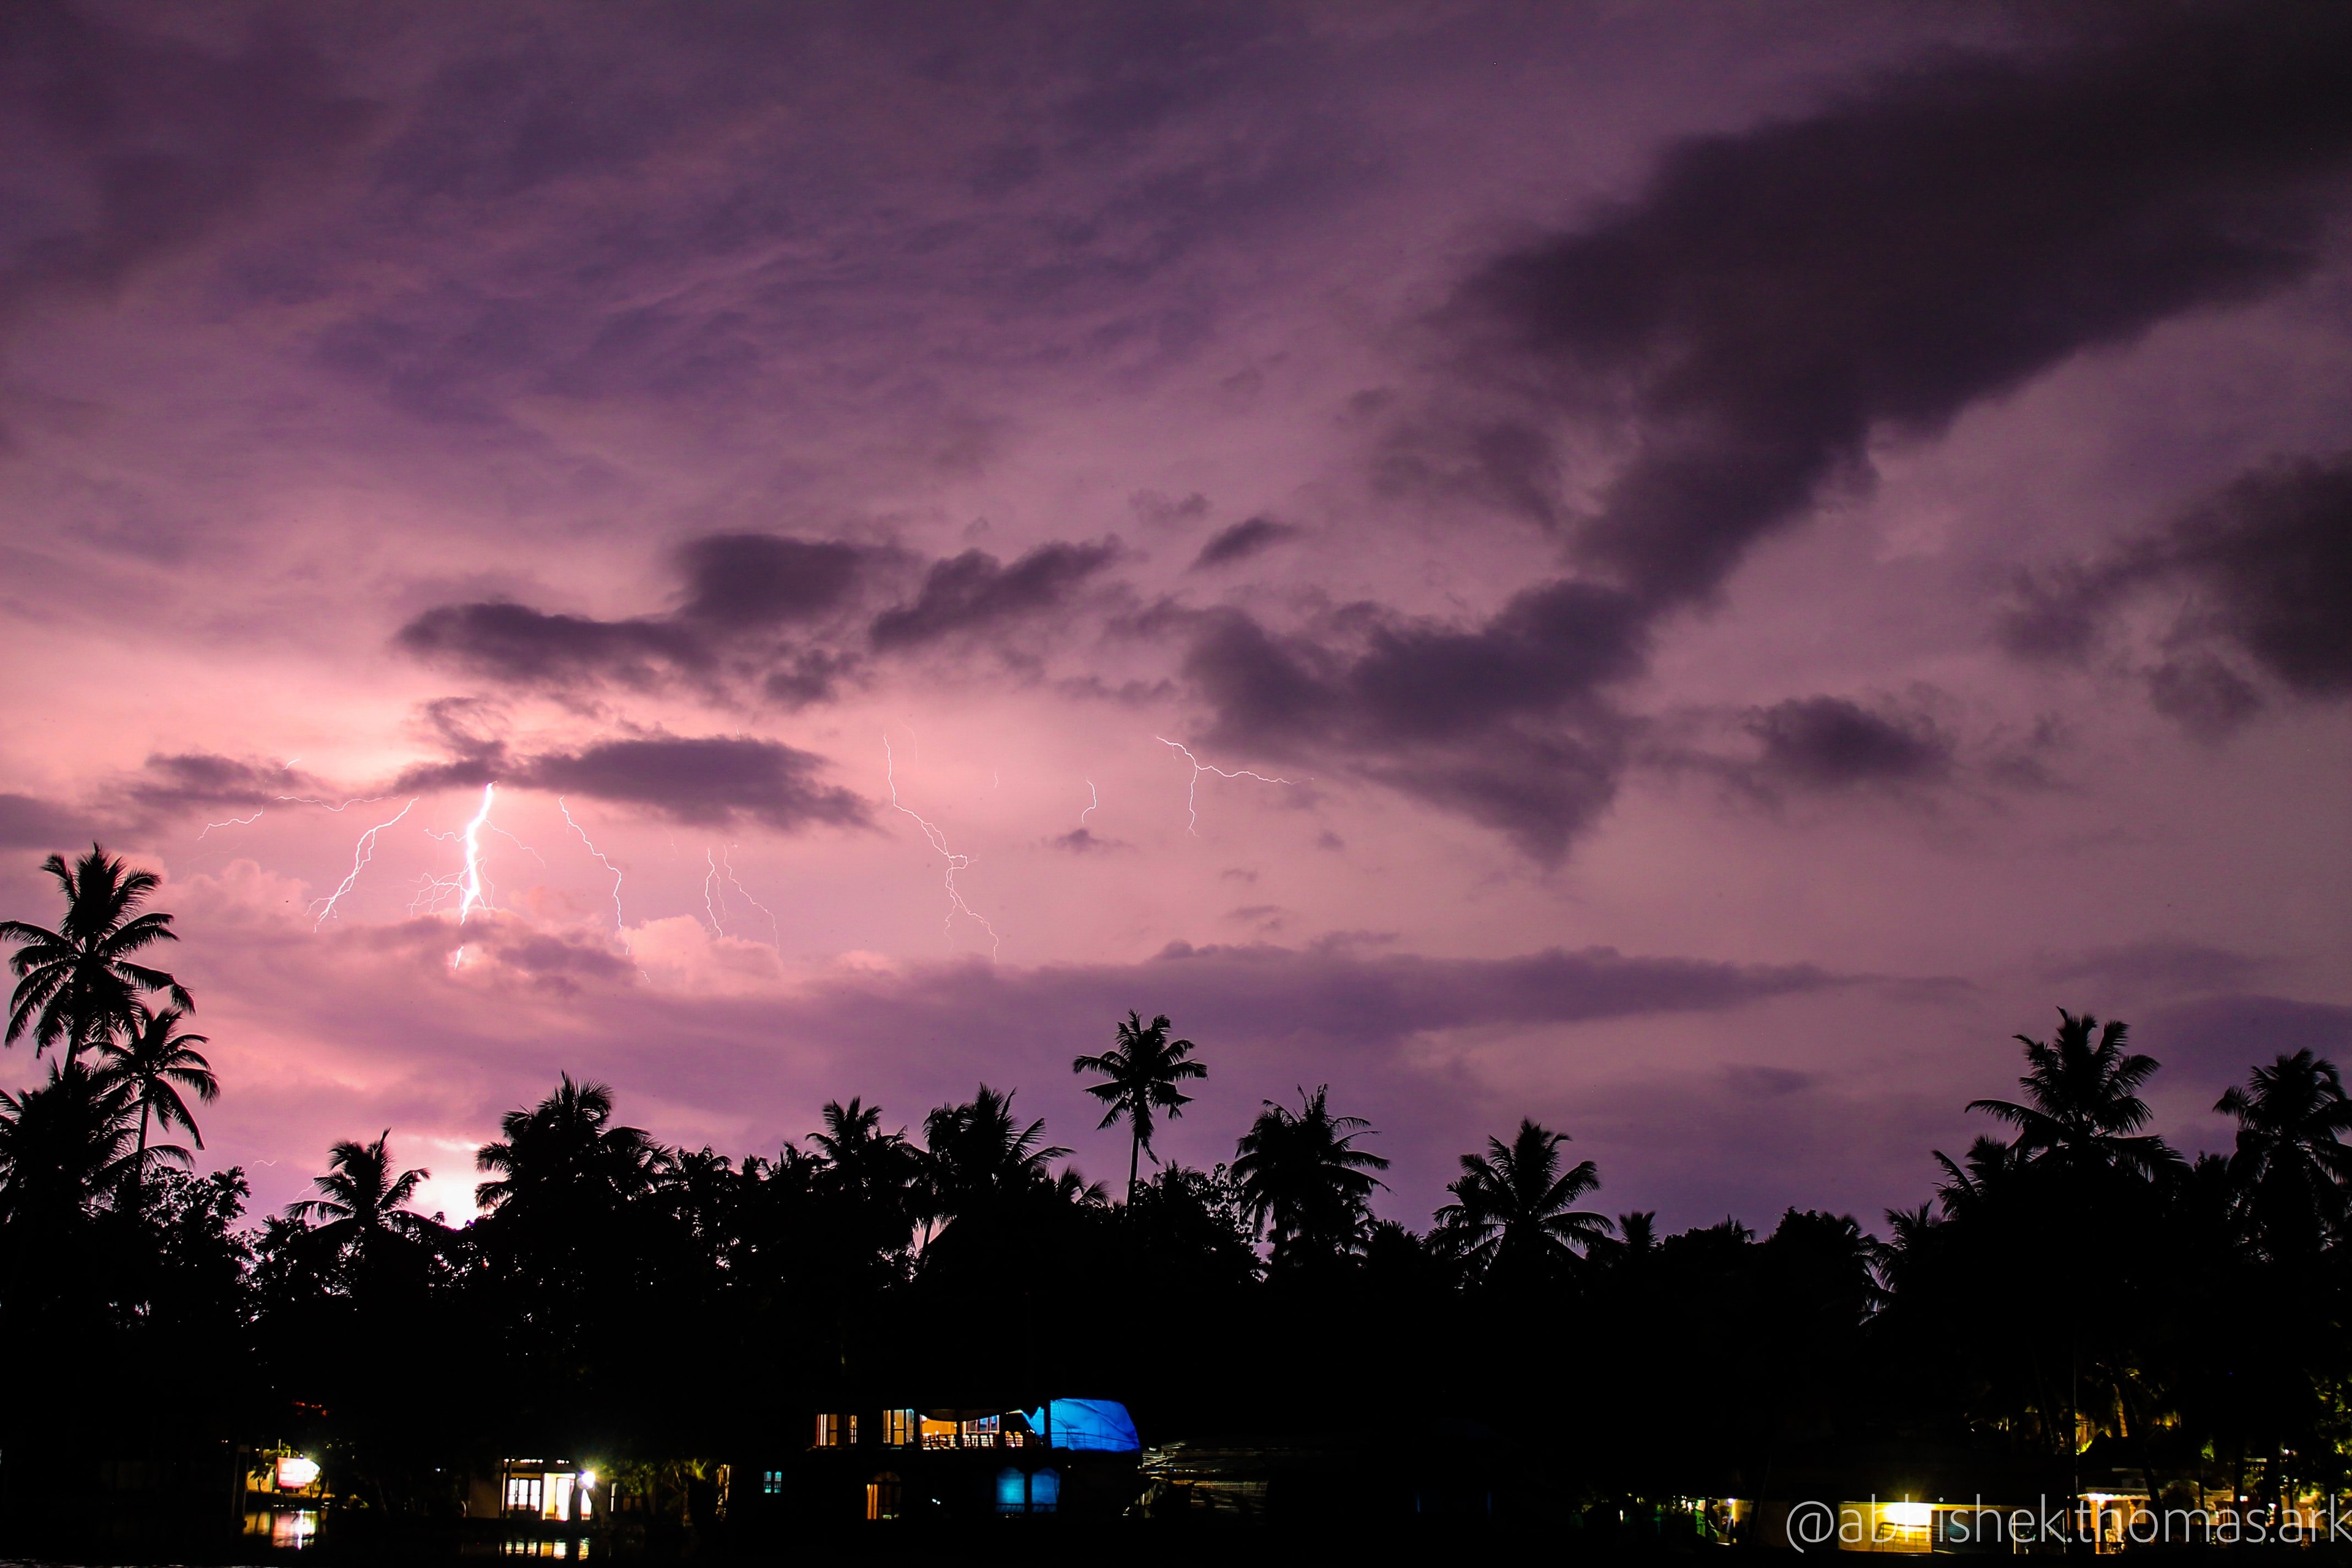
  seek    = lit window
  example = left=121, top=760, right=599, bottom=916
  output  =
left=865, top=1472, right=902, bottom=1521
left=881, top=1409, right=916, bottom=1447
left=505, top=1476, right=543, bottom=1513
left=762, top=1469, right=783, bottom=1496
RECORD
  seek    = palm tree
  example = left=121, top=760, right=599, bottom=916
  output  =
left=2, top=845, right=192, bottom=1062
left=1232, top=1085, right=1389, bottom=1269
left=1072, top=1011, right=1207, bottom=1204
left=807, top=1098, right=922, bottom=1254
left=1967, top=1009, right=2180, bottom=1178
left=286, top=1131, right=436, bottom=1279
left=0, top=1060, right=143, bottom=1226
left=92, top=1003, right=217, bottom=1210
left=921, top=1084, right=1068, bottom=1224
left=474, top=1073, right=658, bottom=1218
left=1435, top=1118, right=1610, bottom=1284
left=2217, top=1050, right=2352, bottom=1261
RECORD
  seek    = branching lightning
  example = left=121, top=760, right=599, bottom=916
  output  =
left=559, top=797, right=627, bottom=938
left=703, top=846, right=727, bottom=935
left=448, top=783, right=496, bottom=968
left=1079, top=779, right=1098, bottom=827
left=883, top=734, right=1000, bottom=960
left=276, top=793, right=390, bottom=813
left=723, top=845, right=781, bottom=946
left=197, top=810, right=263, bottom=839
left=455, top=783, right=495, bottom=925
left=309, top=799, right=417, bottom=929
left=1155, top=736, right=1296, bottom=835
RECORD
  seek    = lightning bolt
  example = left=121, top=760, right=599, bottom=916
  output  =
left=197, top=810, right=263, bottom=840
left=449, top=783, right=496, bottom=968
left=309, top=799, right=417, bottom=929
left=883, top=734, right=1000, bottom=960
left=276, top=793, right=391, bottom=813
left=1079, top=779, right=1098, bottom=827
left=723, top=845, right=781, bottom=946
left=703, top=846, right=727, bottom=935
left=1155, top=736, right=1296, bottom=835
left=559, top=797, right=627, bottom=938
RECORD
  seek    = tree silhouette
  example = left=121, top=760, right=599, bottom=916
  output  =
left=2, top=845, right=192, bottom=1062
left=2217, top=1049, right=2352, bottom=1262
left=807, top=1098, right=922, bottom=1257
left=1233, top=1085, right=1389, bottom=1270
left=921, top=1084, right=1068, bottom=1227
left=1072, top=1010, right=1206, bottom=1204
left=475, top=1073, right=657, bottom=1218
left=1968, top=1009, right=2180, bottom=1177
left=1435, top=1118, right=1610, bottom=1286
left=0, top=1060, right=141, bottom=1227
left=91, top=1003, right=216, bottom=1211
left=286, top=1131, right=437, bottom=1282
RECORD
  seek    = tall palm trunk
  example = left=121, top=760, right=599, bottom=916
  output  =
left=125, top=1101, right=151, bottom=1214
left=1126, top=1121, right=1142, bottom=1208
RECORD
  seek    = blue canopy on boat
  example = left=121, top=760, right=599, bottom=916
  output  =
left=1022, top=1398, right=1139, bottom=1452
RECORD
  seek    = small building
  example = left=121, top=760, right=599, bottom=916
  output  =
left=464, top=1458, right=600, bottom=1525
left=734, top=1396, right=1141, bottom=1523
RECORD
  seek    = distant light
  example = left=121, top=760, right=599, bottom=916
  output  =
left=1886, top=1501, right=1932, bottom=1528
left=276, top=1456, right=322, bottom=1490
left=579, top=1471, right=597, bottom=1488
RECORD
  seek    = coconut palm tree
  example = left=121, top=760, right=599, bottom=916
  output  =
left=1435, top=1118, right=1610, bottom=1284
left=1072, top=1010, right=1206, bottom=1204
left=2217, top=1050, right=2352, bottom=1261
left=474, top=1073, right=658, bottom=1218
left=808, top=1098, right=922, bottom=1254
left=286, top=1131, right=436, bottom=1280
left=0, top=1060, right=143, bottom=1225
left=1232, top=1085, right=1389, bottom=1269
left=1967, top=1010, right=2181, bottom=1178
left=921, top=1084, right=1068, bottom=1226
left=2, top=845, right=192, bottom=1062
left=92, top=1003, right=217, bottom=1210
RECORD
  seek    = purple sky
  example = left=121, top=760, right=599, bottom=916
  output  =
left=4, top=2, right=2348, bottom=1232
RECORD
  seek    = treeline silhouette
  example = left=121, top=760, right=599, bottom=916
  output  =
left=3, top=846, right=2348, bottom=1525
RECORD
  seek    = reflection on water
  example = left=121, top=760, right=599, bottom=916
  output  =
left=242, top=1508, right=320, bottom=1548
left=499, top=1537, right=590, bottom=1558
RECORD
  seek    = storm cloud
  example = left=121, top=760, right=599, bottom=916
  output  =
left=1183, top=6, right=2352, bottom=854
left=2003, top=453, right=2352, bottom=733
left=867, top=539, right=1123, bottom=650
left=396, top=734, right=868, bottom=832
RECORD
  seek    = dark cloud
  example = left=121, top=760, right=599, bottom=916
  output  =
left=0, top=6, right=379, bottom=326
left=1438, top=7, right=2352, bottom=607
left=398, top=531, right=1121, bottom=699
left=2138, top=993, right=2352, bottom=1093
left=1723, top=1064, right=1817, bottom=1099
left=1044, top=827, right=1128, bottom=854
left=2034, top=940, right=2270, bottom=1000
left=868, top=539, right=1121, bottom=649
left=1183, top=579, right=1648, bottom=859
left=0, top=793, right=91, bottom=850
left=1188, top=9, right=2352, bottom=858
left=673, top=534, right=872, bottom=628
left=1190, top=516, right=1297, bottom=570
left=2002, top=453, right=2352, bottom=731
left=394, top=734, right=867, bottom=832
left=1744, top=696, right=1953, bottom=791
left=396, top=602, right=709, bottom=688
left=394, top=531, right=886, bottom=703
left=518, top=736, right=867, bottom=832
